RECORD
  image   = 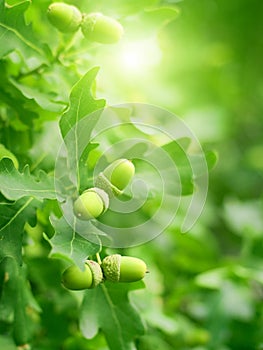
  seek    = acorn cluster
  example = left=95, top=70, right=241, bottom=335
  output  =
left=61, top=158, right=149, bottom=290
left=47, top=2, right=123, bottom=44
left=62, top=254, right=148, bottom=290
left=47, top=3, right=148, bottom=288
left=73, top=158, right=135, bottom=221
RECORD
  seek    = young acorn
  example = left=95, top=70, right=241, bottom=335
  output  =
left=81, top=13, right=124, bottom=44
left=73, top=187, right=109, bottom=220
left=62, top=260, right=103, bottom=290
left=95, top=159, right=135, bottom=197
left=101, top=254, right=147, bottom=283
left=47, top=2, right=82, bottom=33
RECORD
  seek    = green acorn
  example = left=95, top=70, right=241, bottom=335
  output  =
left=73, top=187, right=109, bottom=220
left=95, top=159, right=135, bottom=197
left=47, top=2, right=82, bottom=33
left=81, top=13, right=124, bottom=44
left=101, top=254, right=147, bottom=283
left=62, top=260, right=103, bottom=290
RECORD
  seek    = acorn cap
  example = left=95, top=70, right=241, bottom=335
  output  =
left=101, top=254, right=121, bottom=282
left=85, top=260, right=103, bottom=288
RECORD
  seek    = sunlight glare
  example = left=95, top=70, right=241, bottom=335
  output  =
left=120, top=39, right=162, bottom=74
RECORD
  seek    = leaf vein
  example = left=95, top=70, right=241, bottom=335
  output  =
left=101, top=284, right=126, bottom=349
left=0, top=197, right=33, bottom=233
left=0, top=22, right=43, bottom=55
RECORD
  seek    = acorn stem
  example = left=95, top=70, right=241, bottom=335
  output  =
left=96, top=252, right=102, bottom=265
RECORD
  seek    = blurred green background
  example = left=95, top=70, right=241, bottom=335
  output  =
left=1, top=0, right=263, bottom=349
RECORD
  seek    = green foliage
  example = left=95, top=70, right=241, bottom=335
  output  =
left=59, top=67, right=105, bottom=139
left=0, top=0, right=262, bottom=349
left=80, top=282, right=145, bottom=350
left=0, top=158, right=57, bottom=201
left=0, top=0, right=48, bottom=61
left=0, top=197, right=39, bottom=263
left=49, top=216, right=101, bottom=268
